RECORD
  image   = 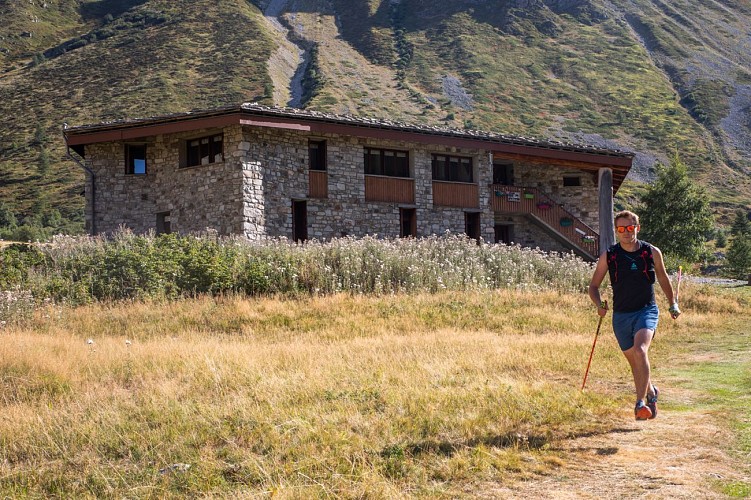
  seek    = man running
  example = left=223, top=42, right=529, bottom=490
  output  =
left=588, top=210, right=681, bottom=420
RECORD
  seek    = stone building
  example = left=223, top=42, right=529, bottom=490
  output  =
left=64, top=103, right=633, bottom=260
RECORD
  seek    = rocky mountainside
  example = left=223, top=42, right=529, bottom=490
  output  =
left=1, top=0, right=749, bottom=231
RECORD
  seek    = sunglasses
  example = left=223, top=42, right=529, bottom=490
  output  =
left=616, top=224, right=640, bottom=233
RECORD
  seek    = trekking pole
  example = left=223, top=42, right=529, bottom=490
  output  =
left=669, top=265, right=683, bottom=320
left=581, top=300, right=606, bottom=391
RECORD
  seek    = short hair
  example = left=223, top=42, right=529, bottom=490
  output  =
left=614, top=210, right=639, bottom=225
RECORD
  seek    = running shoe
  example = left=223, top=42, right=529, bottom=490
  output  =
left=635, top=400, right=652, bottom=420
left=647, top=385, right=659, bottom=419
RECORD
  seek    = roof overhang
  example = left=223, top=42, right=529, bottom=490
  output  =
left=64, top=104, right=633, bottom=192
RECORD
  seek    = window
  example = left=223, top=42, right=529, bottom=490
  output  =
left=125, top=144, right=146, bottom=175
left=493, top=162, right=513, bottom=185
left=563, top=175, right=582, bottom=187
left=400, top=208, right=416, bottom=238
left=365, top=148, right=410, bottom=177
left=309, top=140, right=326, bottom=171
left=186, top=134, right=223, bottom=167
left=432, top=154, right=473, bottom=183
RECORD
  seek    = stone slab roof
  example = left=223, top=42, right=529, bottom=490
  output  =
left=65, top=102, right=634, bottom=159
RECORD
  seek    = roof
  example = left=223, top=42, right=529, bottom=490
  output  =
left=64, top=103, right=634, bottom=189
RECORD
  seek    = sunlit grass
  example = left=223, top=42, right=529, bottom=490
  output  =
left=1, top=282, right=748, bottom=496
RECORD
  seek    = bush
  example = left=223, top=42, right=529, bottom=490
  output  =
left=0, top=244, right=47, bottom=288
left=1, top=230, right=595, bottom=305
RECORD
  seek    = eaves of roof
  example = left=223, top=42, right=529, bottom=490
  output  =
left=64, top=103, right=634, bottom=189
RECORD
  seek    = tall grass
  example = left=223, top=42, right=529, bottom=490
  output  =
left=1, top=283, right=747, bottom=497
left=0, top=291, right=618, bottom=497
left=0, top=230, right=593, bottom=311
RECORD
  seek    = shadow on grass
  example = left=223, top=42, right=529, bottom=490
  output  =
left=385, top=426, right=642, bottom=459
left=384, top=432, right=551, bottom=460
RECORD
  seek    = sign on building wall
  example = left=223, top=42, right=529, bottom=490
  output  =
left=507, top=191, right=521, bottom=202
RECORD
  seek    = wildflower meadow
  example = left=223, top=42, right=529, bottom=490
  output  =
left=0, top=230, right=593, bottom=319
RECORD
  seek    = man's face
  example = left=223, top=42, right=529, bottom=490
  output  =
left=615, top=217, right=639, bottom=244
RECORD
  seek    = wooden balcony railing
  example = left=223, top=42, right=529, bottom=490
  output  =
left=309, top=170, right=328, bottom=198
left=432, top=181, right=479, bottom=208
left=365, top=175, right=415, bottom=204
left=490, top=184, right=599, bottom=258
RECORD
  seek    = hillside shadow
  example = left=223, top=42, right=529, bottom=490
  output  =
left=79, top=0, right=149, bottom=21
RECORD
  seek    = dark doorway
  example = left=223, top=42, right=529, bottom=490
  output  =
left=495, top=224, right=512, bottom=245
left=493, top=162, right=514, bottom=185
left=465, top=212, right=481, bottom=242
left=156, top=211, right=171, bottom=235
left=292, top=200, right=308, bottom=242
left=400, top=208, right=416, bottom=238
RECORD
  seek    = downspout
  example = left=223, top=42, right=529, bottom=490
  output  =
left=62, top=124, right=96, bottom=235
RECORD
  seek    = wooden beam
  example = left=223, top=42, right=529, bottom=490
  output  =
left=66, top=115, right=241, bottom=145
left=491, top=152, right=630, bottom=172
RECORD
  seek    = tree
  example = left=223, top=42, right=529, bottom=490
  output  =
left=715, top=230, right=727, bottom=249
left=638, top=154, right=714, bottom=262
left=33, top=122, right=47, bottom=145
left=730, top=209, right=751, bottom=237
left=0, top=203, right=17, bottom=229
left=38, top=148, right=50, bottom=176
left=42, top=209, right=63, bottom=229
left=725, top=234, right=751, bottom=280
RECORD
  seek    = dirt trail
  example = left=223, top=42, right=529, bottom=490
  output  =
left=488, top=387, right=748, bottom=498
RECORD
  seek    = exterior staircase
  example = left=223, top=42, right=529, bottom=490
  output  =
left=490, top=185, right=600, bottom=260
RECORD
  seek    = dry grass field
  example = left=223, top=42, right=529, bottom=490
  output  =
left=1, top=283, right=749, bottom=497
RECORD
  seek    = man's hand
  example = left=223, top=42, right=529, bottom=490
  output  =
left=669, top=302, right=681, bottom=319
left=597, top=300, right=608, bottom=317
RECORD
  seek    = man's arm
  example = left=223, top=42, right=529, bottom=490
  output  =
left=588, top=253, right=610, bottom=317
left=652, top=245, right=680, bottom=319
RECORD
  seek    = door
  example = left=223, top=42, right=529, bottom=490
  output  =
left=495, top=224, right=512, bottom=245
left=292, top=200, right=307, bottom=242
left=156, top=211, right=171, bottom=235
left=400, top=208, right=416, bottom=238
left=465, top=212, right=481, bottom=242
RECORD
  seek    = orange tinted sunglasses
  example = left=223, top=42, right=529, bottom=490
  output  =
left=616, top=224, right=639, bottom=233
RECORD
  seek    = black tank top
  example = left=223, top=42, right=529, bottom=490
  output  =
left=606, top=241, right=656, bottom=313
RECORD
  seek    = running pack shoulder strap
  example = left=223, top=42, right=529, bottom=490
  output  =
left=607, top=242, right=654, bottom=283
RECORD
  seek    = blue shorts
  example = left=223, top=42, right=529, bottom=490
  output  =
left=612, top=303, right=659, bottom=351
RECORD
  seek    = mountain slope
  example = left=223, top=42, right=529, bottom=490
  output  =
left=0, top=0, right=749, bottom=231
left=1, top=0, right=274, bottom=224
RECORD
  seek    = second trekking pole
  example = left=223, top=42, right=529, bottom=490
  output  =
left=581, top=300, right=607, bottom=391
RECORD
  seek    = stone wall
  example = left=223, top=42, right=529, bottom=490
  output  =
left=239, top=127, right=495, bottom=240
left=84, top=123, right=601, bottom=252
left=86, top=125, right=245, bottom=236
